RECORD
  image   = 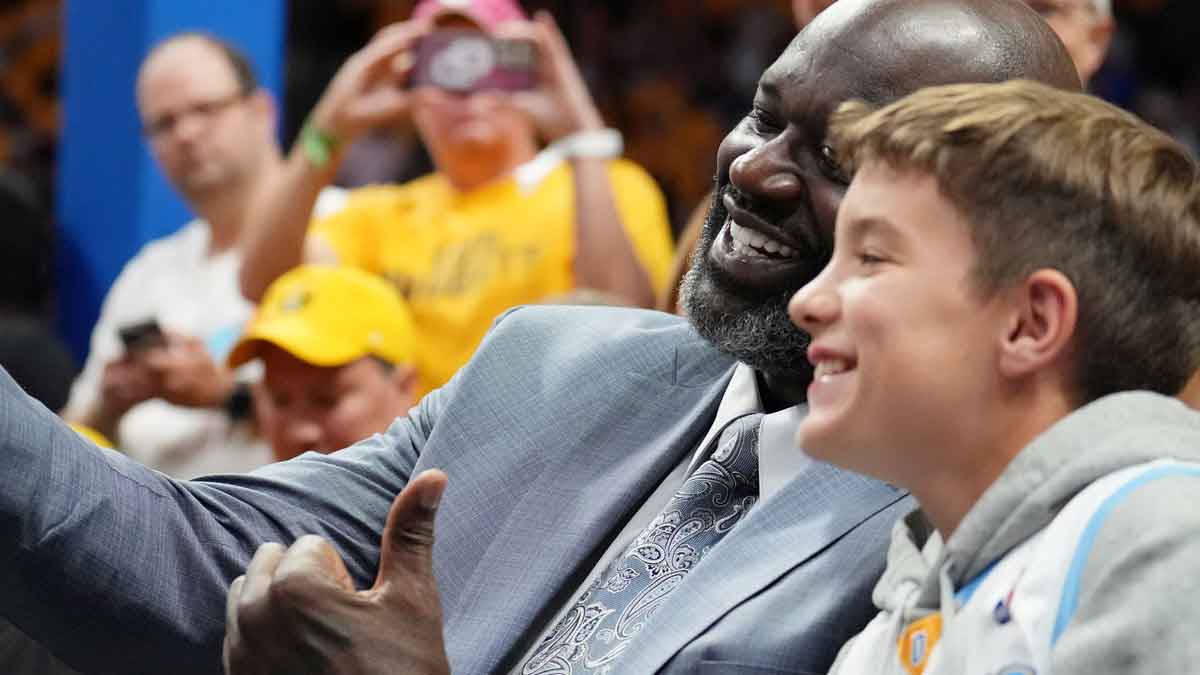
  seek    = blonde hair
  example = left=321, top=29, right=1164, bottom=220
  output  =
left=830, top=79, right=1200, bottom=400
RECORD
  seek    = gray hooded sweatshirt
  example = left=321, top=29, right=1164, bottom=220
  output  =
left=828, top=391, right=1200, bottom=674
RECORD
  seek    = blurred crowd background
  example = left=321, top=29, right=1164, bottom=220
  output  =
left=287, top=0, right=1200, bottom=232
left=0, top=0, right=1196, bottom=239
left=0, top=0, right=1194, bottom=462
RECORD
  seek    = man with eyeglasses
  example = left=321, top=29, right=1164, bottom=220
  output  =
left=62, top=33, right=348, bottom=478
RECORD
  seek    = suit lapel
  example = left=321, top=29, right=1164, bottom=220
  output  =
left=442, top=334, right=736, bottom=674
left=617, top=458, right=908, bottom=674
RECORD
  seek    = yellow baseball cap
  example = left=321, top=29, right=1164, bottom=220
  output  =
left=227, top=265, right=417, bottom=369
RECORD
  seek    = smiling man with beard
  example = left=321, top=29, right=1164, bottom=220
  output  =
left=682, top=0, right=1080, bottom=409
left=0, top=2, right=1079, bottom=674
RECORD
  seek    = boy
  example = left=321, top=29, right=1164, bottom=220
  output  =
left=788, top=79, right=1200, bottom=674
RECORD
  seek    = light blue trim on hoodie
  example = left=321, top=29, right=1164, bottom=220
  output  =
left=1052, top=464, right=1200, bottom=644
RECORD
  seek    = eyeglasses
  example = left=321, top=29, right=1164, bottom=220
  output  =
left=142, top=91, right=249, bottom=139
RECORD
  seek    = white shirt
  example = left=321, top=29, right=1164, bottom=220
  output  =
left=64, top=187, right=349, bottom=478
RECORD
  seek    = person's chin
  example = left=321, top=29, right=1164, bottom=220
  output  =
left=797, top=375, right=856, bottom=456
left=443, top=136, right=510, bottom=172
left=179, top=168, right=228, bottom=195
left=794, top=406, right=870, bottom=470
left=449, top=124, right=507, bottom=150
left=793, top=417, right=835, bottom=461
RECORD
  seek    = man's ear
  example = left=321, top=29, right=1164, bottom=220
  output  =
left=997, top=269, right=1078, bottom=380
left=389, top=364, right=418, bottom=400
left=249, top=89, right=277, bottom=130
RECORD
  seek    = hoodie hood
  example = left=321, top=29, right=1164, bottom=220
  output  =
left=871, top=391, right=1200, bottom=617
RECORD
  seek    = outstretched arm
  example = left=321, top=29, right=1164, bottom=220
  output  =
left=237, top=138, right=342, bottom=302
left=0, top=365, right=444, bottom=674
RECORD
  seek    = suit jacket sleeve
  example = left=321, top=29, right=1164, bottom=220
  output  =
left=0, top=363, right=448, bottom=675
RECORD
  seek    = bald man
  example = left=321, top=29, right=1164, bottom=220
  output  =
left=0, top=2, right=1079, bottom=673
left=794, top=0, right=1112, bottom=83
left=661, top=0, right=1101, bottom=315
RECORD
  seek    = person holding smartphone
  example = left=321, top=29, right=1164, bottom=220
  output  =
left=62, top=34, right=349, bottom=477
left=237, top=0, right=675, bottom=400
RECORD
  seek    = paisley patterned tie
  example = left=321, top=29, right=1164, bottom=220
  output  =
left=521, top=412, right=764, bottom=675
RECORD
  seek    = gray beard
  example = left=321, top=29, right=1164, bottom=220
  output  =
left=680, top=188, right=815, bottom=383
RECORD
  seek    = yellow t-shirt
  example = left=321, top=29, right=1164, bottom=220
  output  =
left=312, top=159, right=673, bottom=396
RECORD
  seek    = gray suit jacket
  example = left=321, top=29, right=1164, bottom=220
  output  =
left=0, top=306, right=910, bottom=674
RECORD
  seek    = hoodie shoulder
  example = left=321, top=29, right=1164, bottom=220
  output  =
left=1051, top=464, right=1200, bottom=674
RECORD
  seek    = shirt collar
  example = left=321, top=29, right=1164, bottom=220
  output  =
left=690, top=363, right=812, bottom=501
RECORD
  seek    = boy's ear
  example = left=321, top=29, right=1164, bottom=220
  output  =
left=997, top=269, right=1078, bottom=381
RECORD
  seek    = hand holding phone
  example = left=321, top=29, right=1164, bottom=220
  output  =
left=409, top=30, right=538, bottom=93
left=487, top=11, right=606, bottom=141
left=306, top=19, right=432, bottom=145
left=118, top=319, right=166, bottom=354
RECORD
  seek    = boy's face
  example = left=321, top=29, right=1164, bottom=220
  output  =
left=788, top=163, right=1009, bottom=483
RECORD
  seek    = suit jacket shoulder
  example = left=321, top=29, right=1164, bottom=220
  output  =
left=462, top=305, right=732, bottom=388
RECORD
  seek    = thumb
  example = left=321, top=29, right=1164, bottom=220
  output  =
left=374, top=469, right=448, bottom=593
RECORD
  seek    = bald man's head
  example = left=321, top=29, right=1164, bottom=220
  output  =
left=807, top=0, right=1082, bottom=98
left=683, top=0, right=1082, bottom=403
left=792, top=0, right=1108, bottom=85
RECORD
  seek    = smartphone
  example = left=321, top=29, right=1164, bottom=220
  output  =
left=118, top=318, right=166, bottom=353
left=409, top=30, right=538, bottom=93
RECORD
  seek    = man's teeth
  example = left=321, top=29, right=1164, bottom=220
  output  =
left=730, top=221, right=795, bottom=257
left=814, top=359, right=852, bottom=378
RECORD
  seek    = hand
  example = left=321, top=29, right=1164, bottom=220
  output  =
left=96, top=356, right=160, bottom=418
left=142, top=333, right=235, bottom=409
left=498, top=11, right=605, bottom=141
left=308, top=19, right=432, bottom=144
left=224, top=470, right=452, bottom=675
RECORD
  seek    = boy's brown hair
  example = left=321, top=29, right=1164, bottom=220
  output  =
left=830, top=79, right=1200, bottom=402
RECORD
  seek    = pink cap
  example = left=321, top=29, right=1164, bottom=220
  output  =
left=411, top=0, right=529, bottom=31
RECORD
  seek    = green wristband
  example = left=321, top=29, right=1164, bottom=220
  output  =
left=299, top=118, right=340, bottom=168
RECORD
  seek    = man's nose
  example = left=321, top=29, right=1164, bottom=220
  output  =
left=170, top=111, right=207, bottom=144
left=728, top=140, right=804, bottom=202
left=284, top=417, right=323, bottom=455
